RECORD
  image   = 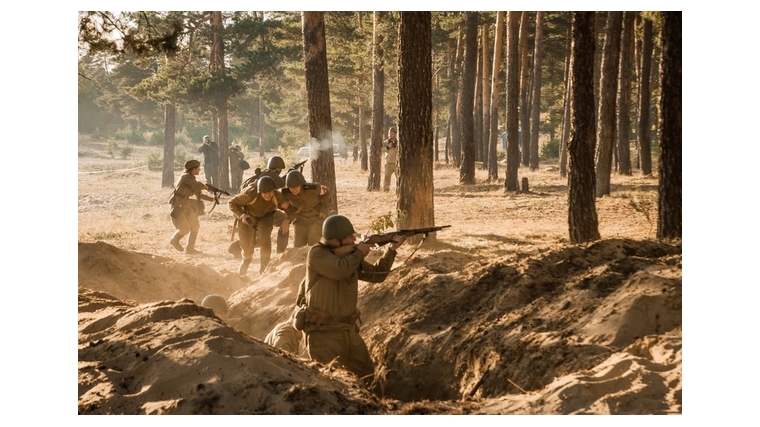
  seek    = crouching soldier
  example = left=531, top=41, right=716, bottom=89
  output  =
left=281, top=170, right=331, bottom=248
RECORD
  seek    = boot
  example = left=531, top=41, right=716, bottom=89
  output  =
left=276, top=229, right=289, bottom=254
left=239, top=258, right=252, bottom=276
left=185, top=231, right=202, bottom=255
left=228, top=240, right=242, bottom=259
left=169, top=231, right=184, bottom=252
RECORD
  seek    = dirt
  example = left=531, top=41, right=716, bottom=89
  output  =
left=78, top=135, right=681, bottom=414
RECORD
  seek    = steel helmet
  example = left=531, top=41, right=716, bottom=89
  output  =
left=201, top=294, right=228, bottom=315
left=322, top=215, right=356, bottom=240
left=285, top=170, right=307, bottom=188
left=257, top=175, right=277, bottom=193
left=267, top=156, right=286, bottom=170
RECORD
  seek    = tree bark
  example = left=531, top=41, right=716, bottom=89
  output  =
left=594, top=12, right=623, bottom=197
left=505, top=11, right=521, bottom=192
left=519, top=12, right=531, bottom=167
left=397, top=12, right=436, bottom=236
left=459, top=12, right=478, bottom=185
left=657, top=11, right=682, bottom=240
left=302, top=12, right=338, bottom=213
left=568, top=12, right=601, bottom=244
left=446, top=38, right=456, bottom=166
left=638, top=15, right=654, bottom=176
left=162, top=103, right=176, bottom=187
left=481, top=22, right=492, bottom=167
left=616, top=11, right=635, bottom=176
left=474, top=36, right=483, bottom=165
left=559, top=17, right=572, bottom=178
left=529, top=11, right=543, bottom=171
left=452, top=28, right=465, bottom=167
left=488, top=12, right=505, bottom=181
left=368, top=12, right=384, bottom=191
left=210, top=11, right=230, bottom=191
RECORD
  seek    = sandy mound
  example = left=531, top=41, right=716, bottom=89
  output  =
left=78, top=236, right=681, bottom=414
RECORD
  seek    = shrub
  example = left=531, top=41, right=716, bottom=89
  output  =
left=120, top=145, right=133, bottom=159
left=541, top=139, right=560, bottom=159
left=149, top=131, right=164, bottom=146
left=115, top=125, right=146, bottom=145
left=107, top=140, right=119, bottom=158
left=146, top=150, right=162, bottom=170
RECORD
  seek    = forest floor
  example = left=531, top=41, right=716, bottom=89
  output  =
left=77, top=135, right=681, bottom=415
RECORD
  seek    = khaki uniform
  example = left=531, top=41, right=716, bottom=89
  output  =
left=228, top=188, right=286, bottom=272
left=281, top=184, right=332, bottom=248
left=382, top=137, right=398, bottom=192
left=197, top=141, right=219, bottom=187
left=171, top=173, right=214, bottom=234
left=303, top=242, right=397, bottom=380
left=229, top=150, right=245, bottom=191
left=264, top=320, right=302, bottom=354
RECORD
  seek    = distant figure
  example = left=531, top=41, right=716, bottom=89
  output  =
left=382, top=126, right=399, bottom=192
left=168, top=160, right=215, bottom=255
left=201, top=294, right=228, bottom=321
left=228, top=145, right=246, bottom=193
left=264, top=319, right=303, bottom=354
left=197, top=135, right=219, bottom=187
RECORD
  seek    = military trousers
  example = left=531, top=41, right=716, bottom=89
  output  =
left=306, top=327, right=374, bottom=381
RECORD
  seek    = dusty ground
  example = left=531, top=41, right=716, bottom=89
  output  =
left=77, top=135, right=681, bottom=415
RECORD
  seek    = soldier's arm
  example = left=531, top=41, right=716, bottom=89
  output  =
left=307, top=244, right=365, bottom=281
left=228, top=193, right=255, bottom=217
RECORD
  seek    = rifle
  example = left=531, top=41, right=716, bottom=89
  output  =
left=289, top=159, right=308, bottom=172
left=361, top=225, right=451, bottom=246
left=205, top=183, right=231, bottom=213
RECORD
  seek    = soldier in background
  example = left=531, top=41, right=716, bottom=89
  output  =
left=228, top=145, right=246, bottom=192
left=197, top=135, right=219, bottom=187
left=382, top=127, right=398, bottom=192
left=228, top=176, right=288, bottom=276
left=281, top=170, right=331, bottom=248
left=169, top=159, right=216, bottom=255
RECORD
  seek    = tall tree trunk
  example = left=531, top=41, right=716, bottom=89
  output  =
left=162, top=103, right=176, bottom=187
left=474, top=37, right=483, bottom=165
left=529, top=11, right=544, bottom=171
left=368, top=12, right=385, bottom=191
left=568, top=12, right=601, bottom=244
left=210, top=11, right=230, bottom=191
left=459, top=12, right=478, bottom=185
left=504, top=11, right=521, bottom=192
left=359, top=101, right=367, bottom=170
left=481, top=22, right=492, bottom=167
left=488, top=12, right=505, bottom=181
left=616, top=11, right=635, bottom=176
left=302, top=12, right=338, bottom=213
left=398, top=12, right=436, bottom=235
left=258, top=97, right=265, bottom=157
left=559, top=17, right=572, bottom=178
left=446, top=38, right=456, bottom=166
left=594, top=12, right=623, bottom=197
left=519, top=12, right=531, bottom=167
left=452, top=28, right=465, bottom=167
left=657, top=11, right=681, bottom=240
left=638, top=15, right=654, bottom=176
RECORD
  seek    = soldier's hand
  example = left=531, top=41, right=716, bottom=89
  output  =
left=389, top=235, right=405, bottom=250
left=356, top=242, right=371, bottom=257
left=320, top=185, right=328, bottom=195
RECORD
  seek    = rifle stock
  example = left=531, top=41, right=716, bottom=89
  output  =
left=362, top=225, right=451, bottom=246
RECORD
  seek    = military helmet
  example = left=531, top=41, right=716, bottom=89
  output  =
left=257, top=175, right=277, bottom=193
left=184, top=159, right=201, bottom=170
left=285, top=170, right=307, bottom=188
left=201, top=294, right=228, bottom=315
left=267, top=156, right=286, bottom=170
left=322, top=215, right=356, bottom=240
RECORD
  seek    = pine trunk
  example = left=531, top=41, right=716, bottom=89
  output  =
left=368, top=12, right=384, bottom=191
left=657, top=12, right=682, bottom=240
left=568, top=12, right=601, bottom=244
left=505, top=11, right=521, bottom=192
left=397, top=12, right=436, bottom=236
left=616, top=11, right=635, bottom=176
left=302, top=12, right=338, bottom=213
left=459, top=12, right=478, bottom=185
left=519, top=12, right=531, bottom=167
left=529, top=11, right=543, bottom=171
left=638, top=16, right=654, bottom=176
left=488, top=12, right=505, bottom=181
left=162, top=103, right=176, bottom=188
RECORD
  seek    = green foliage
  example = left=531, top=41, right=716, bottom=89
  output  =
left=369, top=212, right=396, bottom=234
left=146, top=150, right=162, bottom=170
left=174, top=146, right=189, bottom=169
left=107, top=140, right=119, bottom=158
left=541, top=140, right=560, bottom=159
left=148, top=131, right=164, bottom=146
left=120, top=145, right=134, bottom=159
left=115, top=126, right=146, bottom=144
left=87, top=231, right=122, bottom=240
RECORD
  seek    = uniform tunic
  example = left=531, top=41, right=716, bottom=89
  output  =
left=171, top=173, right=214, bottom=234
left=228, top=188, right=286, bottom=267
left=264, top=320, right=302, bottom=354
left=281, top=183, right=332, bottom=247
left=304, top=242, right=397, bottom=380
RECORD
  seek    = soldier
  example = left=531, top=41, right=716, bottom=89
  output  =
left=264, top=318, right=303, bottom=355
left=200, top=294, right=228, bottom=321
left=281, top=170, right=331, bottom=248
left=228, top=176, right=288, bottom=276
left=228, top=145, right=246, bottom=192
left=301, top=215, right=405, bottom=383
left=197, top=135, right=219, bottom=187
left=169, top=159, right=216, bottom=255
left=382, top=126, right=399, bottom=192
